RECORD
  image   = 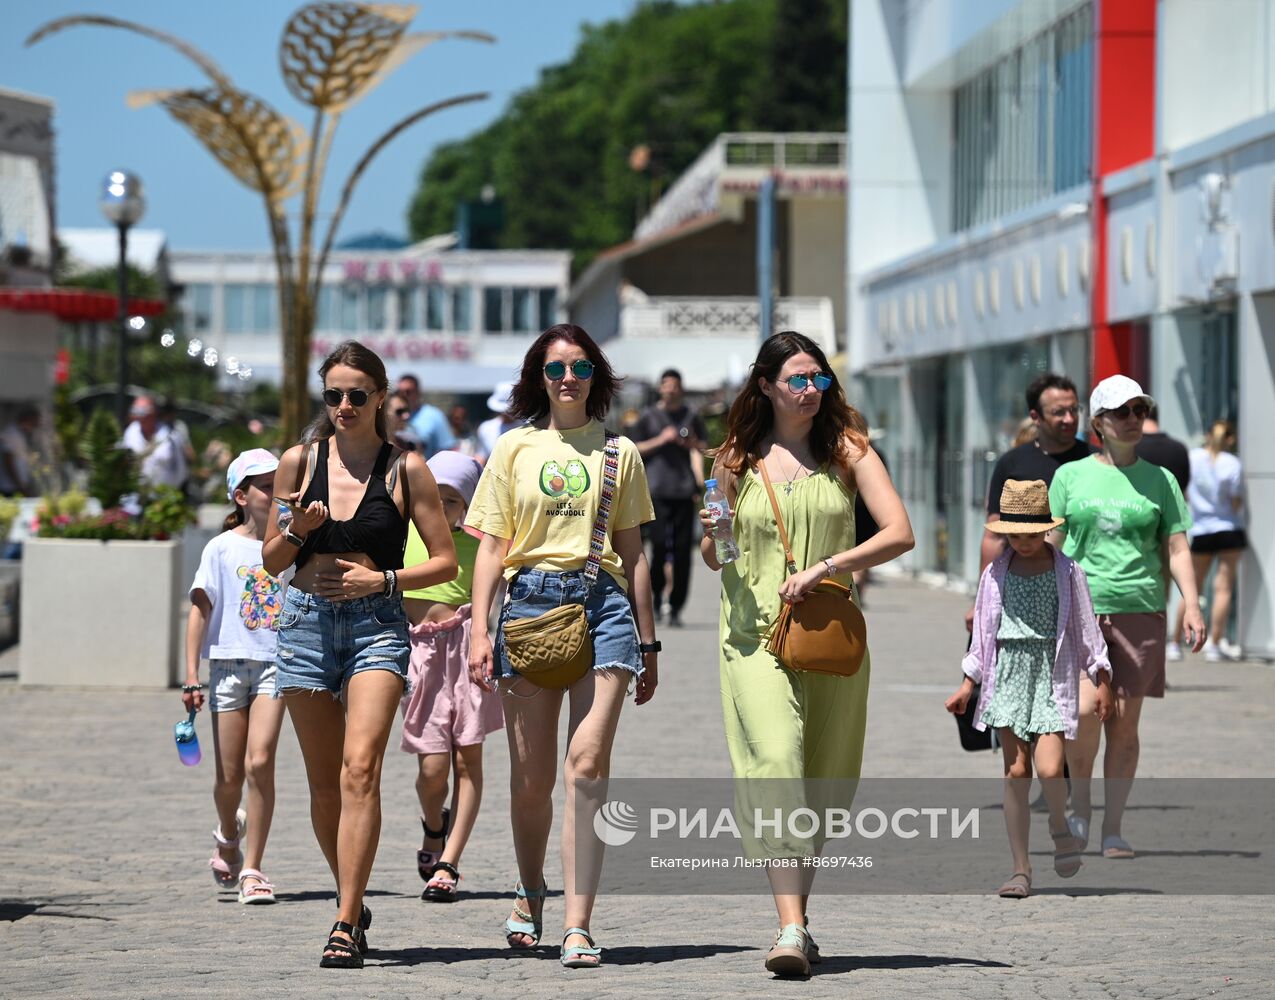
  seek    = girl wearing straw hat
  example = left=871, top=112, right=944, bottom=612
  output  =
left=946, top=479, right=1114, bottom=899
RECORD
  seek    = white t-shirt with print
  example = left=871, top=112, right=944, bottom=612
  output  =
left=190, top=530, right=292, bottom=661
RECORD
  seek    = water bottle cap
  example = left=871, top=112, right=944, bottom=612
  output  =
left=705, top=478, right=717, bottom=489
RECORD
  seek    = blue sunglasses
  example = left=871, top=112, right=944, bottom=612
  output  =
left=780, top=372, right=833, bottom=393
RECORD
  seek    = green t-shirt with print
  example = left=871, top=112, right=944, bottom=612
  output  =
left=1048, top=456, right=1191, bottom=614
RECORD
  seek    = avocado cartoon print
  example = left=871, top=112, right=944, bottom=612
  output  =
left=540, top=458, right=591, bottom=498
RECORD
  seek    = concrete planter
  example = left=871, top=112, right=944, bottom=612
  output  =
left=19, top=537, right=182, bottom=687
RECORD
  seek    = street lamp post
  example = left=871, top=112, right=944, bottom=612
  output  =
left=98, top=170, right=145, bottom=427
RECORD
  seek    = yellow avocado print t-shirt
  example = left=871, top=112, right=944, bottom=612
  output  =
left=465, top=421, right=654, bottom=591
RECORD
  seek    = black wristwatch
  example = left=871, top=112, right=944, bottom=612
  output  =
left=283, top=527, right=306, bottom=547
left=638, top=640, right=662, bottom=654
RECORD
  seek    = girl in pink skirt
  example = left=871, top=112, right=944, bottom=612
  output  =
left=399, top=451, right=504, bottom=901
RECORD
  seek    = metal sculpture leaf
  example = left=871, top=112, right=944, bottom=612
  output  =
left=26, top=15, right=232, bottom=90
left=279, top=2, right=419, bottom=111
left=133, top=87, right=306, bottom=202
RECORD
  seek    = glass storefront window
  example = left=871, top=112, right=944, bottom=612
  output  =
left=512, top=288, right=535, bottom=332
left=188, top=283, right=213, bottom=332
left=451, top=286, right=472, bottom=331
left=426, top=285, right=446, bottom=331
left=252, top=285, right=276, bottom=333
left=538, top=288, right=558, bottom=330
left=317, top=286, right=336, bottom=330
left=397, top=287, right=417, bottom=331
left=367, top=286, right=388, bottom=331
left=483, top=287, right=504, bottom=333
left=340, top=285, right=360, bottom=331
left=223, top=284, right=248, bottom=333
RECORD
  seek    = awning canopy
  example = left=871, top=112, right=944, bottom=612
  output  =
left=0, top=287, right=167, bottom=322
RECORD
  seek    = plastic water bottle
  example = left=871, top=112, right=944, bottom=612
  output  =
left=174, top=708, right=202, bottom=767
left=703, top=478, right=740, bottom=565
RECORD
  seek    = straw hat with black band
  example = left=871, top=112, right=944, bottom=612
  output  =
left=985, top=479, right=1065, bottom=535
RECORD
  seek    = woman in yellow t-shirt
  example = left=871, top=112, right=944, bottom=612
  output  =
left=467, top=323, right=658, bottom=970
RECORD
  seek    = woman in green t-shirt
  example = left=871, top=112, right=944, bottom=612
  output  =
left=1048, top=375, right=1205, bottom=860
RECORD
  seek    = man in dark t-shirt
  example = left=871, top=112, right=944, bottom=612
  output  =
left=968, top=373, right=1093, bottom=631
left=1135, top=407, right=1190, bottom=493
left=634, top=369, right=708, bottom=626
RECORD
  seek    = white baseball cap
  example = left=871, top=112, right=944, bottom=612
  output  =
left=486, top=381, right=515, bottom=414
left=226, top=448, right=280, bottom=501
left=1089, top=374, right=1154, bottom=417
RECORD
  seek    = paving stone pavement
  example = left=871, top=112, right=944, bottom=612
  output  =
left=1, top=564, right=1272, bottom=999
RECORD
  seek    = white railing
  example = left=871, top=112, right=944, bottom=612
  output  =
left=634, top=133, right=847, bottom=241
left=620, top=296, right=836, bottom=351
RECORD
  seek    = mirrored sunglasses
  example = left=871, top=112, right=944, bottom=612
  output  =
left=322, top=387, right=371, bottom=407
left=544, top=359, right=595, bottom=381
left=781, top=372, right=833, bottom=393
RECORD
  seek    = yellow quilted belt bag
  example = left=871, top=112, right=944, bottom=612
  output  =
left=502, top=603, right=592, bottom=689
left=500, top=433, right=619, bottom=690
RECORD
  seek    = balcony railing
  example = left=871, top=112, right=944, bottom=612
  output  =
left=619, top=296, right=836, bottom=349
left=635, top=133, right=846, bottom=242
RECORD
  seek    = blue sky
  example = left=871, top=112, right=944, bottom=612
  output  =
left=5, top=0, right=662, bottom=251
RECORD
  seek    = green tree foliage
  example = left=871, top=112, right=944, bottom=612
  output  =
left=82, top=408, right=137, bottom=508
left=407, top=0, right=846, bottom=269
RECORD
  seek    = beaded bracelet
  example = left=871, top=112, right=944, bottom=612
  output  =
left=181, top=683, right=208, bottom=693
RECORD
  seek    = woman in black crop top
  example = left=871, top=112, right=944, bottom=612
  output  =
left=263, top=341, right=457, bottom=969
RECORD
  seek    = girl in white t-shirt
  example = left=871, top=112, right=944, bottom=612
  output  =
left=1173, top=421, right=1247, bottom=661
left=183, top=449, right=290, bottom=903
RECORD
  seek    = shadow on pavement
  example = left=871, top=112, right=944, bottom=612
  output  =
left=371, top=942, right=754, bottom=967
left=0, top=899, right=115, bottom=922
left=816, top=953, right=1011, bottom=974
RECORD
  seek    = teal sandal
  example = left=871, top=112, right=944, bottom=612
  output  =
left=504, top=880, right=547, bottom=949
left=765, top=923, right=812, bottom=977
left=560, top=927, right=602, bottom=969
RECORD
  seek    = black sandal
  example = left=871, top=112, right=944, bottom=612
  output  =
left=417, top=808, right=451, bottom=881
left=334, top=898, right=372, bottom=953
left=421, top=861, right=461, bottom=903
left=319, top=921, right=365, bottom=969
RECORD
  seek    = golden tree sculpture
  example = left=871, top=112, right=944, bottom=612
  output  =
left=29, top=4, right=493, bottom=442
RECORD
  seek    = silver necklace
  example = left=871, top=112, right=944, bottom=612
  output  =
left=775, top=449, right=809, bottom=495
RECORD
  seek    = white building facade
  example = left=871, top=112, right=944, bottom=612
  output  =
left=848, top=0, right=1275, bottom=658
left=169, top=243, right=571, bottom=394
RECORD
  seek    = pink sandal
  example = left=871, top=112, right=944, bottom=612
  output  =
left=208, top=809, right=246, bottom=889
left=238, top=868, right=277, bottom=905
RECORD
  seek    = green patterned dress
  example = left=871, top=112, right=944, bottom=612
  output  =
left=981, top=569, right=1063, bottom=742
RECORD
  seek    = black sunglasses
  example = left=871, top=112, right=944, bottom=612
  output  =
left=544, top=359, right=595, bottom=381
left=393, top=406, right=411, bottom=417
left=322, top=387, right=371, bottom=408
left=1102, top=402, right=1150, bottom=421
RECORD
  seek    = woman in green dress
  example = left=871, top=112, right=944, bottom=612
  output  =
left=699, top=332, right=914, bottom=977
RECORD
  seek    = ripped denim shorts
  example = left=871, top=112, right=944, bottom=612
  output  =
left=273, top=588, right=410, bottom=699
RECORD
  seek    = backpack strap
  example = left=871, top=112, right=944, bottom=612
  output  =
left=386, top=446, right=412, bottom=521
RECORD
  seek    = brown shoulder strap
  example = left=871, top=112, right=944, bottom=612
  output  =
left=386, top=447, right=411, bottom=519
left=756, top=459, right=798, bottom=576
left=293, top=441, right=318, bottom=496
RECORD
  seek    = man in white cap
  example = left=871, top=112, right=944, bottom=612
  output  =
left=475, top=381, right=520, bottom=462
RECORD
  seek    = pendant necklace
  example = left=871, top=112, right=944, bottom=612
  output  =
left=778, top=449, right=808, bottom=495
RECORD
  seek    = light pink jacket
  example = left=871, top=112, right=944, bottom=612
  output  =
left=961, top=545, right=1112, bottom=740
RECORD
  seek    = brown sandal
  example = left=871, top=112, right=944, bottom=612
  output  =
left=1052, top=831, right=1084, bottom=878
left=997, top=872, right=1032, bottom=898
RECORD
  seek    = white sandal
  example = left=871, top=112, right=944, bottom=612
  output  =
left=237, top=868, right=277, bottom=905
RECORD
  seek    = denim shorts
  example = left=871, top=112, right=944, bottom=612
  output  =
left=273, top=589, right=411, bottom=699
left=495, top=568, right=642, bottom=683
left=209, top=658, right=277, bottom=712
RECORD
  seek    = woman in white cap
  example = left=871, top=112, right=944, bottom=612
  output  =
left=183, top=448, right=290, bottom=904
left=1048, top=375, right=1206, bottom=859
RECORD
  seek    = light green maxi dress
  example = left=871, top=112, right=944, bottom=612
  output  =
left=720, top=465, right=871, bottom=854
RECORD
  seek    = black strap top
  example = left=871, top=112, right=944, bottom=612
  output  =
left=295, top=439, right=407, bottom=571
